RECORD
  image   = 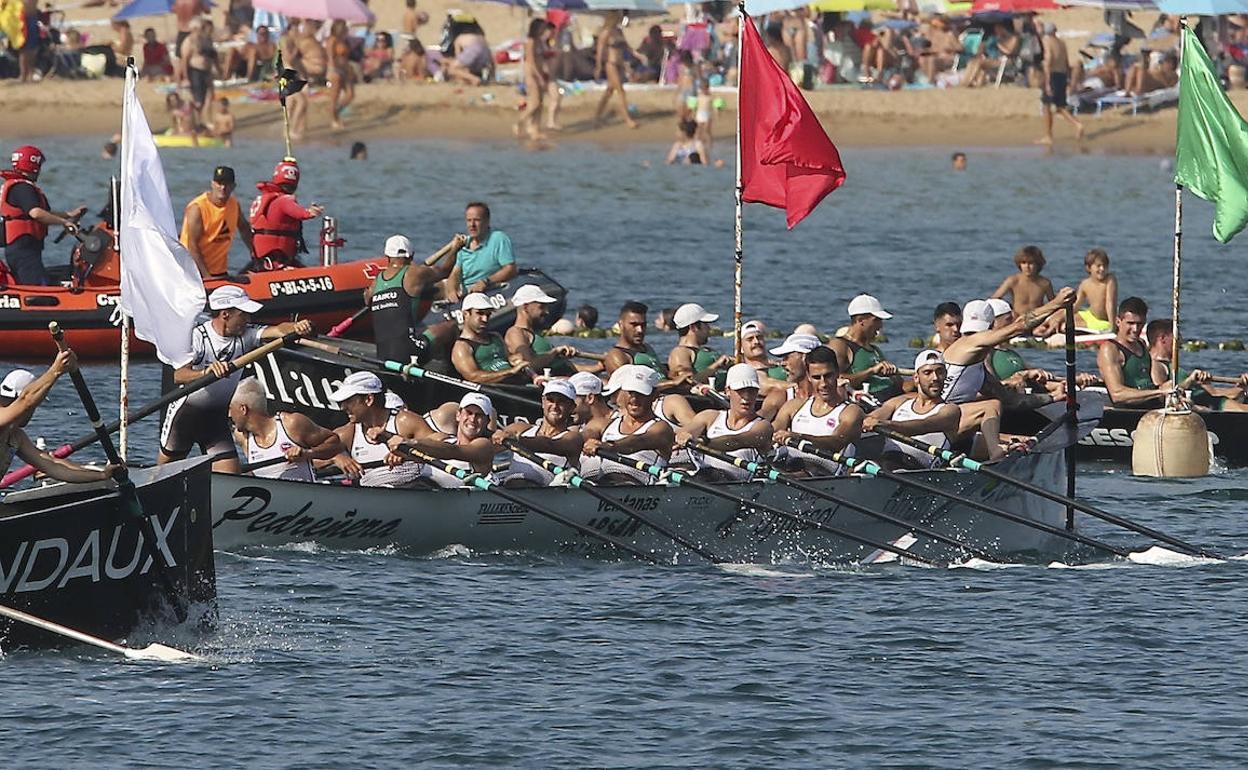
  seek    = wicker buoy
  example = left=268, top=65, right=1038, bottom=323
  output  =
left=1131, top=408, right=1211, bottom=478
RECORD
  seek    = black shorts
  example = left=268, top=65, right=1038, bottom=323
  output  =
left=1042, top=72, right=1068, bottom=109
left=160, top=397, right=238, bottom=460
left=187, top=66, right=212, bottom=107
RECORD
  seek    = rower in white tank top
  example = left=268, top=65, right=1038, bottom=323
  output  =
left=424, top=435, right=502, bottom=488
left=248, top=413, right=315, bottom=482
left=880, top=398, right=949, bottom=470
left=694, top=410, right=765, bottom=481
left=580, top=415, right=666, bottom=485
left=505, top=421, right=577, bottom=486
left=941, top=360, right=987, bottom=404
left=350, top=410, right=429, bottom=488
left=786, top=397, right=856, bottom=476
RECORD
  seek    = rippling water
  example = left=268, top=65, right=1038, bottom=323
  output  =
left=4, top=139, right=1248, bottom=768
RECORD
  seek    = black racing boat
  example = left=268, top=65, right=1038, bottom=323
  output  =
left=0, top=456, right=216, bottom=650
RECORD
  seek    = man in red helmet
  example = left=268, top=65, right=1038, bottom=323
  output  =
left=1, top=145, right=87, bottom=286
left=246, top=158, right=324, bottom=272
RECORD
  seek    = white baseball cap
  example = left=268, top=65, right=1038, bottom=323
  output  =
left=673, top=303, right=718, bottom=329
left=512, top=284, right=558, bottom=306
left=459, top=392, right=496, bottom=417
left=384, top=391, right=405, bottom=409
left=847, top=294, right=893, bottom=319
left=0, top=369, right=35, bottom=401
left=986, top=298, right=1012, bottom=319
left=602, top=365, right=629, bottom=396
left=960, top=299, right=995, bottom=334
left=569, top=371, right=603, bottom=396
left=618, top=365, right=659, bottom=395
left=913, top=349, right=945, bottom=371
left=769, top=333, right=821, bottom=357
left=462, top=293, right=495, bottom=312
left=741, top=320, right=766, bottom=339
left=542, top=378, right=577, bottom=401
left=725, top=362, right=760, bottom=391
left=384, top=235, right=413, bottom=258
left=329, top=371, right=385, bottom=403
left=208, top=285, right=263, bottom=313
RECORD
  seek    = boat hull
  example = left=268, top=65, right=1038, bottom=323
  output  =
left=0, top=457, right=217, bottom=649
left=211, top=450, right=1072, bottom=564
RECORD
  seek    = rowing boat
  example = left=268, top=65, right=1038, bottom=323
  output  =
left=0, top=456, right=216, bottom=650
left=211, top=445, right=1071, bottom=564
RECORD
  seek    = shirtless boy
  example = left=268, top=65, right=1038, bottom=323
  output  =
left=991, top=245, right=1055, bottom=334
left=1074, top=248, right=1117, bottom=333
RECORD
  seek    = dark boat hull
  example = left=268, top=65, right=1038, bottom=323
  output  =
left=0, top=457, right=216, bottom=650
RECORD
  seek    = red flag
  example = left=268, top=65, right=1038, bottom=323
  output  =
left=739, top=14, right=845, bottom=229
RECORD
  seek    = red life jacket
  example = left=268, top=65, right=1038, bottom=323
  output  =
left=0, top=171, right=49, bottom=247
left=249, top=182, right=306, bottom=261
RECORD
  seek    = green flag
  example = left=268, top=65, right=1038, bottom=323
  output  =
left=1175, top=26, right=1248, bottom=244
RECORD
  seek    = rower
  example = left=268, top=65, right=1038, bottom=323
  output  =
left=602, top=301, right=666, bottom=375
left=739, top=320, right=788, bottom=396
left=247, top=157, right=324, bottom=271
left=444, top=201, right=519, bottom=302
left=569, top=371, right=611, bottom=426
left=677, top=363, right=773, bottom=481
left=368, top=234, right=463, bottom=364
left=931, top=301, right=962, bottom=352
left=228, top=378, right=342, bottom=481
left=1146, top=318, right=1248, bottom=412
left=0, top=359, right=121, bottom=487
left=377, top=393, right=500, bottom=488
left=179, top=165, right=254, bottom=280
left=326, top=371, right=433, bottom=487
left=158, top=285, right=312, bottom=473
left=987, top=298, right=1096, bottom=395
left=1097, top=297, right=1172, bottom=408
left=582, top=365, right=674, bottom=485
left=667, top=302, right=733, bottom=386
left=827, top=294, right=903, bottom=405
left=505, top=284, right=580, bottom=376
left=863, top=350, right=961, bottom=470
left=1, top=145, right=87, bottom=286
left=759, top=332, right=820, bottom=420
left=772, top=346, right=864, bottom=477
left=451, top=292, right=531, bottom=385
left=494, top=379, right=583, bottom=486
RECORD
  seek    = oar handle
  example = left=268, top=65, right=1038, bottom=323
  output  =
left=1210, top=375, right=1244, bottom=385
left=326, top=306, right=369, bottom=339
left=869, top=427, right=982, bottom=471
left=572, top=351, right=606, bottom=362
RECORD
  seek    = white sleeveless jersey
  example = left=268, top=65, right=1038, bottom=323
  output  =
left=425, top=436, right=498, bottom=489
left=694, top=411, right=764, bottom=481
left=350, top=410, right=428, bottom=488
left=786, top=397, right=856, bottom=477
left=881, top=399, right=949, bottom=469
left=653, top=396, right=694, bottom=467
left=941, top=360, right=987, bottom=404
left=506, top=421, right=576, bottom=486
left=580, top=415, right=666, bottom=485
left=248, top=414, right=314, bottom=482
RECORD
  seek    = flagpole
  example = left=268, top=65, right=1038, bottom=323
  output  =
left=1171, top=19, right=1187, bottom=397
left=114, top=174, right=128, bottom=461
left=733, top=2, right=745, bottom=362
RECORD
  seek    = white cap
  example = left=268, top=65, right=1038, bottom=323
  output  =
left=208, top=285, right=263, bottom=313
left=512, top=284, right=558, bottom=306
left=462, top=293, right=495, bottom=312
left=459, top=392, right=495, bottom=417
left=793, top=323, right=820, bottom=337
left=913, top=349, right=945, bottom=371
left=618, top=364, right=659, bottom=395
left=569, top=371, right=603, bottom=396
left=847, top=294, right=893, bottom=319
left=769, top=333, right=821, bottom=357
left=725, top=362, right=760, bottom=391
left=741, top=320, right=766, bottom=339
left=960, top=299, right=995, bottom=334
left=384, top=391, right=405, bottom=409
left=0, top=369, right=35, bottom=400
left=602, top=366, right=628, bottom=395
left=673, top=303, right=718, bottom=329
left=384, top=235, right=413, bottom=258
left=329, top=371, right=385, bottom=403
left=986, top=298, right=1012, bottom=318
left=542, top=379, right=577, bottom=401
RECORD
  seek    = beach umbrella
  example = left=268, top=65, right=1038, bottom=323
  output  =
left=971, top=0, right=1058, bottom=12
left=1058, top=0, right=1157, bottom=9
left=808, top=0, right=897, bottom=11
left=112, top=0, right=213, bottom=21
left=252, top=0, right=374, bottom=23
left=742, top=0, right=813, bottom=12
left=1156, top=0, right=1248, bottom=14
left=580, top=0, right=668, bottom=13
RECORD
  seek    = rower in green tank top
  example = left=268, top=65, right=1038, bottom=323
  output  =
left=827, top=295, right=902, bottom=401
left=668, top=302, right=732, bottom=386
left=989, top=347, right=1028, bottom=381
left=1144, top=318, right=1248, bottom=412
left=451, top=292, right=530, bottom=385
left=1095, top=296, right=1170, bottom=407
left=366, top=233, right=463, bottom=364
left=604, top=300, right=672, bottom=380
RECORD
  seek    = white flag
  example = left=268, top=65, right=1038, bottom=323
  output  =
left=119, top=65, right=205, bottom=368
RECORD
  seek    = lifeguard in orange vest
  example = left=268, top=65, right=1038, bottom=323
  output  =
left=180, top=165, right=255, bottom=279
left=1, top=145, right=87, bottom=286
left=247, top=158, right=323, bottom=272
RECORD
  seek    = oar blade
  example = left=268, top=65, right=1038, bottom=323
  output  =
left=125, top=643, right=201, bottom=662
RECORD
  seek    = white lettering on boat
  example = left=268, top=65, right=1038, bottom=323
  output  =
left=0, top=294, right=19, bottom=310
left=268, top=276, right=335, bottom=297
left=215, top=485, right=401, bottom=539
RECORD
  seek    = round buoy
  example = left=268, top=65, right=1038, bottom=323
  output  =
left=549, top=318, right=575, bottom=336
left=1131, top=408, right=1211, bottom=478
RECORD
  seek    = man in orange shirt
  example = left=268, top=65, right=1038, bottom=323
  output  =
left=180, top=165, right=254, bottom=279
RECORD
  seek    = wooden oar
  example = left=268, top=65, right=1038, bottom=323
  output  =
left=326, top=306, right=369, bottom=338
left=688, top=441, right=993, bottom=561
left=870, top=428, right=1226, bottom=560
left=393, top=445, right=660, bottom=563
left=1210, top=375, right=1245, bottom=386
left=49, top=322, right=188, bottom=622
left=1, top=333, right=300, bottom=488
left=592, top=448, right=941, bottom=567
left=778, top=437, right=1132, bottom=558
left=0, top=603, right=199, bottom=662
left=504, top=441, right=724, bottom=563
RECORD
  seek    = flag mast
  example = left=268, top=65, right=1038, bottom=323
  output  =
left=733, top=1, right=746, bottom=362
left=118, top=60, right=136, bottom=460
left=1170, top=19, right=1187, bottom=396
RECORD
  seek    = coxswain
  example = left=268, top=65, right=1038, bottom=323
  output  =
left=157, top=285, right=313, bottom=472
left=247, top=157, right=324, bottom=271
left=0, top=360, right=122, bottom=485
left=826, top=294, right=903, bottom=403
left=1146, top=318, right=1248, bottom=412
left=1096, top=296, right=1172, bottom=408
left=677, top=363, right=773, bottom=481
left=368, top=234, right=464, bottom=364
left=505, top=283, right=580, bottom=375
left=494, top=379, right=584, bottom=486
left=667, top=302, right=733, bottom=385
left=581, top=365, right=674, bottom=485
left=739, top=320, right=788, bottom=396
left=444, top=201, right=519, bottom=302
left=179, top=165, right=254, bottom=280
left=451, top=292, right=531, bottom=384
left=772, top=346, right=865, bottom=477
left=569, top=371, right=612, bottom=426
left=377, top=393, right=500, bottom=488
left=1, top=145, right=87, bottom=286
left=325, top=371, right=434, bottom=488
left=758, top=332, right=820, bottom=420
left=863, top=350, right=962, bottom=470
left=228, top=378, right=342, bottom=481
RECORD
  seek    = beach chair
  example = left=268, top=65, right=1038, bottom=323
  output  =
left=1094, top=85, right=1179, bottom=115
left=953, top=27, right=983, bottom=73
